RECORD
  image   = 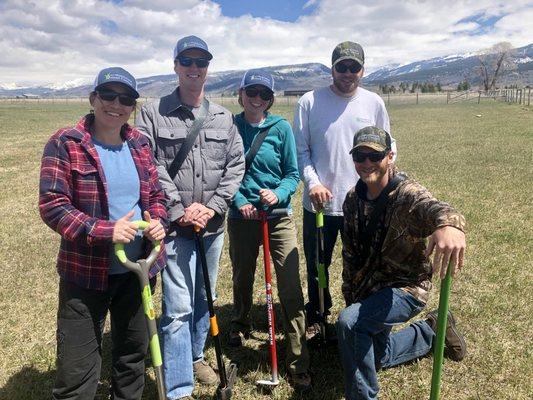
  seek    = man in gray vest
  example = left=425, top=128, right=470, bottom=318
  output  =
left=136, top=35, right=244, bottom=400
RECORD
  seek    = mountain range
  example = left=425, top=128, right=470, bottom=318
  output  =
left=2, top=43, right=531, bottom=97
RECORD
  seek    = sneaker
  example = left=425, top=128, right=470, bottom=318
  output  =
left=228, top=329, right=249, bottom=347
left=426, top=310, right=467, bottom=361
left=287, top=372, right=312, bottom=393
left=193, top=359, right=218, bottom=385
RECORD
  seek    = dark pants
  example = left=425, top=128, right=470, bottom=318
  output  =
left=53, top=273, right=153, bottom=400
left=303, top=208, right=344, bottom=325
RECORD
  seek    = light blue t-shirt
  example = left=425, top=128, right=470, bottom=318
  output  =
left=93, top=138, right=143, bottom=274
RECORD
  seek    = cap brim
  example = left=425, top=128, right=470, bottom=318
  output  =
left=177, top=47, right=213, bottom=60
left=333, top=56, right=364, bottom=67
left=349, top=143, right=386, bottom=153
left=240, top=83, right=274, bottom=91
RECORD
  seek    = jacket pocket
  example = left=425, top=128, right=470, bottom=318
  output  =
left=71, top=162, right=98, bottom=177
left=156, top=127, right=187, bottom=162
left=203, top=129, right=228, bottom=160
left=71, top=162, right=100, bottom=199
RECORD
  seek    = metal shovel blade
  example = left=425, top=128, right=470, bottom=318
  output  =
left=256, top=378, right=280, bottom=387
left=216, top=363, right=238, bottom=400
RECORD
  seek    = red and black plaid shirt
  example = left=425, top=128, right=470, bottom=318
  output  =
left=39, top=115, right=167, bottom=290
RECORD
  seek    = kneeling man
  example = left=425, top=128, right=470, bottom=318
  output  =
left=337, top=126, right=467, bottom=400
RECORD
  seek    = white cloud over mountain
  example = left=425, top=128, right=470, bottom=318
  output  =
left=0, top=0, right=531, bottom=85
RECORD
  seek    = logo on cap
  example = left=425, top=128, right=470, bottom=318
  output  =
left=250, top=75, right=271, bottom=84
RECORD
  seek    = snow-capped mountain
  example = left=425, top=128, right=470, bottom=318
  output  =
left=365, top=43, right=533, bottom=87
left=0, top=63, right=332, bottom=98
left=1, top=43, right=531, bottom=97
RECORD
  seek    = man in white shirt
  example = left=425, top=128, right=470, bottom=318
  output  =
left=293, top=41, right=395, bottom=341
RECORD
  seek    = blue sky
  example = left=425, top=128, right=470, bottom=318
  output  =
left=213, top=0, right=318, bottom=22
left=0, top=0, right=532, bottom=86
left=457, top=11, right=507, bottom=36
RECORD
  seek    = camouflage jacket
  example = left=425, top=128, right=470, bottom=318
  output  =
left=341, top=172, right=466, bottom=305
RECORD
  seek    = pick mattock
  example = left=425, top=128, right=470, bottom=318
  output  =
left=194, top=226, right=238, bottom=400
left=114, top=220, right=165, bottom=400
left=429, top=262, right=453, bottom=400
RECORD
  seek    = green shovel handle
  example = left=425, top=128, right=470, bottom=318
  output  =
left=114, top=220, right=161, bottom=264
left=429, top=263, right=453, bottom=400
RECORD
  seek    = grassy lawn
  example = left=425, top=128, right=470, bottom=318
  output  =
left=0, top=99, right=531, bottom=399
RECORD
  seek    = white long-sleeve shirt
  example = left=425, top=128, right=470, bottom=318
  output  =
left=293, top=86, right=395, bottom=215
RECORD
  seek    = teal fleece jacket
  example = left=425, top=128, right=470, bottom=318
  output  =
left=229, top=112, right=300, bottom=217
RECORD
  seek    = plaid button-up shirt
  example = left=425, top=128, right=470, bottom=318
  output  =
left=39, top=115, right=167, bottom=291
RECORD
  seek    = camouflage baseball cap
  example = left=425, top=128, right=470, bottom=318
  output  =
left=332, top=41, right=365, bottom=67
left=349, top=126, right=391, bottom=153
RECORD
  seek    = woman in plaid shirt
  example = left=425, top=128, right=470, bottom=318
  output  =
left=39, top=67, right=167, bottom=400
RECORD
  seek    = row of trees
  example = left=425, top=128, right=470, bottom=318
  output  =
left=379, top=82, right=444, bottom=94
left=379, top=80, right=476, bottom=93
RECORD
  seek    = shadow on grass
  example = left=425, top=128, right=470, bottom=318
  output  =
left=202, top=302, right=346, bottom=400
left=0, top=331, right=159, bottom=400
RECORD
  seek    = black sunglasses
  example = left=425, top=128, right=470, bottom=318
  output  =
left=244, top=87, right=273, bottom=101
left=97, top=90, right=136, bottom=106
left=352, top=150, right=388, bottom=163
left=334, top=62, right=363, bottom=74
left=176, top=56, right=210, bottom=68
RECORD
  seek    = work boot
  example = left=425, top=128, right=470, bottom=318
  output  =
left=193, top=359, right=218, bottom=385
left=305, top=322, right=321, bottom=341
left=426, top=310, right=467, bottom=361
left=306, top=322, right=337, bottom=348
left=287, top=371, right=312, bottom=393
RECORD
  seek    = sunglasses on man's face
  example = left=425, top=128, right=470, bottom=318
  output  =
left=97, top=90, right=136, bottom=106
left=352, top=150, right=388, bottom=163
left=176, top=56, right=210, bottom=68
left=334, top=62, right=363, bottom=74
left=244, top=87, right=273, bottom=101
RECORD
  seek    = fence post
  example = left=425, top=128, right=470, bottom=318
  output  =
left=446, top=92, right=449, bottom=104
left=478, top=91, right=481, bottom=104
left=528, top=88, right=531, bottom=107
left=416, top=93, right=419, bottom=105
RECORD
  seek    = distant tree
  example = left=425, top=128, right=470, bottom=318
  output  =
left=476, top=42, right=516, bottom=91
left=457, top=81, right=470, bottom=91
left=436, top=82, right=442, bottom=92
left=399, top=82, right=408, bottom=93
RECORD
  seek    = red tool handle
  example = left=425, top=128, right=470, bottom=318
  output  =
left=260, top=210, right=278, bottom=382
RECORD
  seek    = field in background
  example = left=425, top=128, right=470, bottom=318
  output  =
left=0, top=100, right=532, bottom=399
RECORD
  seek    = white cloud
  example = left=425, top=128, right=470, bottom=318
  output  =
left=0, top=0, right=531, bottom=86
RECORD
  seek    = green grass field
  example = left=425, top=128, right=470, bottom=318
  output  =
left=0, top=99, right=531, bottom=399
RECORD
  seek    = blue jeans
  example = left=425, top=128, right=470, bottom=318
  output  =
left=160, top=232, right=224, bottom=399
left=336, top=288, right=435, bottom=400
left=302, top=208, right=344, bottom=324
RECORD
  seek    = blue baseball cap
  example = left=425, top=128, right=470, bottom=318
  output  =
left=93, top=67, right=139, bottom=98
left=240, top=69, right=274, bottom=92
left=173, top=35, right=213, bottom=60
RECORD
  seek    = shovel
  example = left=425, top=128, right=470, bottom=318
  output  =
left=194, top=226, right=238, bottom=399
left=255, top=208, right=290, bottom=388
left=429, top=263, right=453, bottom=400
left=114, top=220, right=165, bottom=400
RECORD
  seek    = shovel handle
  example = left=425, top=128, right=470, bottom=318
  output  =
left=429, top=263, right=453, bottom=400
left=114, top=220, right=161, bottom=266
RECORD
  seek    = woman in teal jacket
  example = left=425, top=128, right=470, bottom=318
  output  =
left=228, top=69, right=311, bottom=392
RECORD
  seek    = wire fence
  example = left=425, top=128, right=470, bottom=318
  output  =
left=1, top=88, right=530, bottom=107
